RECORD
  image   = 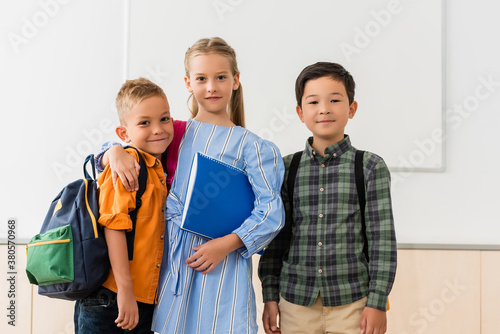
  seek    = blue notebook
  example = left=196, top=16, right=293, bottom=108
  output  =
left=180, top=152, right=255, bottom=239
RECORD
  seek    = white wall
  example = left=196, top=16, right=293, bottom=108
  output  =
left=0, top=0, right=124, bottom=241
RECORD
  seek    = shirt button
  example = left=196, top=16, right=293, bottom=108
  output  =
left=318, top=269, right=323, bottom=274
left=160, top=235, right=164, bottom=240
left=318, top=242, right=323, bottom=247
left=313, top=151, right=316, bottom=155
left=320, top=188, right=324, bottom=192
left=319, top=214, right=324, bottom=218
left=161, top=180, right=165, bottom=185
left=321, top=164, right=325, bottom=168
left=155, top=161, right=159, bottom=166
left=333, top=153, right=337, bottom=158
left=157, top=264, right=160, bottom=268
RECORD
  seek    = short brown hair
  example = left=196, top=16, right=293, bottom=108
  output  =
left=116, top=78, right=167, bottom=124
left=295, top=62, right=355, bottom=108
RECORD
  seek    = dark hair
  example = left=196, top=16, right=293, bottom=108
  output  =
left=295, top=62, right=355, bottom=108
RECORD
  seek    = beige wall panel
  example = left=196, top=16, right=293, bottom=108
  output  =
left=481, top=251, right=500, bottom=334
left=387, top=249, right=480, bottom=334
left=32, top=290, right=75, bottom=334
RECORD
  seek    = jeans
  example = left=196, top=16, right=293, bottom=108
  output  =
left=74, top=287, right=154, bottom=334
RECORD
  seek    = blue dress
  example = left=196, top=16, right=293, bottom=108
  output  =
left=151, top=119, right=285, bottom=334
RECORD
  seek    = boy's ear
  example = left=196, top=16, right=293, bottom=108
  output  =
left=115, top=126, right=131, bottom=143
left=349, top=101, right=358, bottom=119
left=184, top=76, right=193, bottom=93
left=296, top=105, right=305, bottom=123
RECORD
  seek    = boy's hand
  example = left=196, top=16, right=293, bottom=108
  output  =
left=186, top=233, right=244, bottom=274
left=262, top=301, right=281, bottom=333
left=106, top=145, right=140, bottom=192
left=115, top=286, right=139, bottom=330
left=360, top=306, right=387, bottom=334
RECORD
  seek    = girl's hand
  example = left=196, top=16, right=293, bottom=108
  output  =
left=104, top=145, right=140, bottom=192
left=115, top=287, right=139, bottom=330
left=186, top=233, right=244, bottom=274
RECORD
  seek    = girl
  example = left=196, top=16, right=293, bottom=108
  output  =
left=100, top=37, right=285, bottom=333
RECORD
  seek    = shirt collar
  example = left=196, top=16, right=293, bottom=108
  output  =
left=126, top=145, right=160, bottom=168
left=304, top=135, right=352, bottom=161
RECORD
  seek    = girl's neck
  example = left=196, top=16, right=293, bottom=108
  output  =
left=194, top=110, right=235, bottom=127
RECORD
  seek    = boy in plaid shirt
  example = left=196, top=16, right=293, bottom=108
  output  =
left=259, top=62, right=396, bottom=334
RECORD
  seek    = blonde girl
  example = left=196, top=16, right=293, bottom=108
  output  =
left=100, top=37, right=285, bottom=334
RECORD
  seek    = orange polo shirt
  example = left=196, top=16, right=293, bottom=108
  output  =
left=97, top=147, right=167, bottom=304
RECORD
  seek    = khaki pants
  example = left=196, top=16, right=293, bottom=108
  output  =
left=279, top=295, right=367, bottom=334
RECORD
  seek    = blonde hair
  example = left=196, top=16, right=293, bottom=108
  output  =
left=116, top=77, right=167, bottom=124
left=184, top=37, right=245, bottom=127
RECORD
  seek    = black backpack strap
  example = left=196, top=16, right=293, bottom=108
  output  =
left=355, top=150, right=369, bottom=263
left=123, top=146, right=148, bottom=261
left=276, top=151, right=302, bottom=260
left=287, top=151, right=303, bottom=215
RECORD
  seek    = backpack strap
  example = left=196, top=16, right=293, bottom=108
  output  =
left=287, top=151, right=303, bottom=216
left=163, top=120, right=187, bottom=190
left=355, top=150, right=369, bottom=263
left=123, top=146, right=148, bottom=261
left=83, top=154, right=97, bottom=180
left=274, top=151, right=302, bottom=260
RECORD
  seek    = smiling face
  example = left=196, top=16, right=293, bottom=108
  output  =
left=184, top=52, right=240, bottom=120
left=296, top=76, right=357, bottom=149
left=116, top=95, right=174, bottom=159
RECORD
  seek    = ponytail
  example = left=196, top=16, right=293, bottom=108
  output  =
left=187, top=93, right=199, bottom=119
left=230, top=84, right=245, bottom=127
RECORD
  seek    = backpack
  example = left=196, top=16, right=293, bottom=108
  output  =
left=25, top=147, right=147, bottom=300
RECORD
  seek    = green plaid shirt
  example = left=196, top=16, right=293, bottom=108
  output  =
left=258, top=136, right=396, bottom=311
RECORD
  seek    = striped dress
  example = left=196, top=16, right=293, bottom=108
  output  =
left=152, top=119, right=285, bottom=334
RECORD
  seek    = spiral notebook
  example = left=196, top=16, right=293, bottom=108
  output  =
left=180, top=152, right=255, bottom=239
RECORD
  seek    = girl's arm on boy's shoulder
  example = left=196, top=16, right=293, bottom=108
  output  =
left=105, top=145, right=140, bottom=192
left=103, top=228, right=139, bottom=331
left=95, top=142, right=140, bottom=192
left=95, top=141, right=120, bottom=172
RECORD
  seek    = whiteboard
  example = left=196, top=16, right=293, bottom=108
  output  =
left=0, top=0, right=444, bottom=242
left=127, top=0, right=444, bottom=171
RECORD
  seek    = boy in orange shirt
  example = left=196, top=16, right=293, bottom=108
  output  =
left=74, top=78, right=174, bottom=333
